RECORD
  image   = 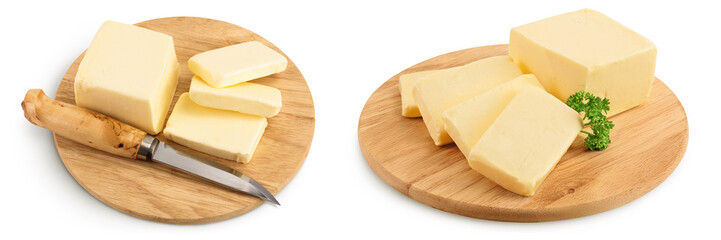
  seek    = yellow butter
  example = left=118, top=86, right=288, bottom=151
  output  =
left=442, top=74, right=544, bottom=158
left=414, top=56, right=523, bottom=146
left=74, top=20, right=179, bottom=134
left=164, top=93, right=268, bottom=163
left=468, top=87, right=582, bottom=196
left=509, top=9, right=656, bottom=116
left=399, top=69, right=447, bottom=117
left=189, top=76, right=282, bottom=117
left=188, top=41, right=288, bottom=88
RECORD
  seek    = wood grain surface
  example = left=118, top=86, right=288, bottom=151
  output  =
left=358, top=44, right=687, bottom=222
left=53, top=17, right=315, bottom=224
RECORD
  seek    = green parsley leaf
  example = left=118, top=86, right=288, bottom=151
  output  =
left=566, top=91, right=614, bottom=150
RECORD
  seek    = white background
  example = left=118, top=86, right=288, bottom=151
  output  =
left=3, top=0, right=719, bottom=239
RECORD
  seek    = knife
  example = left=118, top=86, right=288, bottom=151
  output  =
left=21, top=89, right=280, bottom=205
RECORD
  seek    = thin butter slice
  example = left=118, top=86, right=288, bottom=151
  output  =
left=414, top=56, right=523, bottom=146
left=74, top=20, right=179, bottom=134
left=189, top=76, right=282, bottom=117
left=399, top=69, right=447, bottom=117
left=164, top=93, right=268, bottom=163
left=188, top=41, right=288, bottom=88
left=468, top=87, right=582, bottom=196
left=442, top=74, right=544, bottom=158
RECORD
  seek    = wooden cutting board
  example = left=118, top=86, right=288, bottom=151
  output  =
left=53, top=17, right=315, bottom=224
left=358, top=44, right=688, bottom=222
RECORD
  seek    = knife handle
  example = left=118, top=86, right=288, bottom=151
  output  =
left=21, top=89, right=147, bottom=159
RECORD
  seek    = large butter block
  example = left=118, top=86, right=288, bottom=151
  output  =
left=468, top=87, right=582, bottom=196
left=414, top=56, right=523, bottom=146
left=399, top=69, right=446, bottom=117
left=164, top=93, right=267, bottom=163
left=509, top=9, right=656, bottom=116
left=75, top=20, right=179, bottom=134
left=442, top=74, right=544, bottom=158
left=189, top=76, right=282, bottom=117
left=188, top=41, right=288, bottom=88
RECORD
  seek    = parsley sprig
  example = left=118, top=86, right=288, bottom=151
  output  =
left=566, top=91, right=615, bottom=150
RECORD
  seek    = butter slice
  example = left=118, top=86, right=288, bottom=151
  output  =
left=188, top=41, right=288, bottom=88
left=164, top=93, right=267, bottom=163
left=509, top=9, right=656, bottom=116
left=189, top=76, right=282, bottom=117
left=468, top=87, right=582, bottom=196
left=414, top=56, right=523, bottom=146
left=399, top=69, right=446, bottom=117
left=442, top=74, right=544, bottom=158
left=75, top=20, right=179, bottom=134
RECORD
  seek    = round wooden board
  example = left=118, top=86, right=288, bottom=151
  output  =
left=358, top=45, right=688, bottom=222
left=53, top=17, right=315, bottom=224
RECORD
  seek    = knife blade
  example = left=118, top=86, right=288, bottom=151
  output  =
left=145, top=138, right=279, bottom=205
left=22, top=89, right=279, bottom=205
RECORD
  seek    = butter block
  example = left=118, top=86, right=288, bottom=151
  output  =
left=468, top=87, right=582, bottom=196
left=414, top=56, right=523, bottom=146
left=75, top=20, right=179, bottom=134
left=188, top=41, right=288, bottom=88
left=189, top=76, right=282, bottom=117
left=509, top=9, right=656, bottom=116
left=164, top=93, right=268, bottom=163
left=399, top=69, right=446, bottom=117
left=442, top=74, right=544, bottom=158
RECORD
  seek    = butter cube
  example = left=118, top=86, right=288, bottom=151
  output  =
left=75, top=21, right=179, bottom=134
left=164, top=93, right=268, bottom=163
left=510, top=9, right=656, bottom=116
left=414, top=56, right=523, bottom=146
left=189, top=76, right=282, bottom=117
left=442, top=74, right=544, bottom=158
left=468, top=87, right=582, bottom=196
left=399, top=69, right=446, bottom=117
left=188, top=41, right=288, bottom=88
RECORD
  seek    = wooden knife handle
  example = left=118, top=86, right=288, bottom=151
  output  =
left=21, top=89, right=147, bottom=159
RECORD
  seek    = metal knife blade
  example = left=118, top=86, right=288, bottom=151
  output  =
left=143, top=136, right=280, bottom=205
